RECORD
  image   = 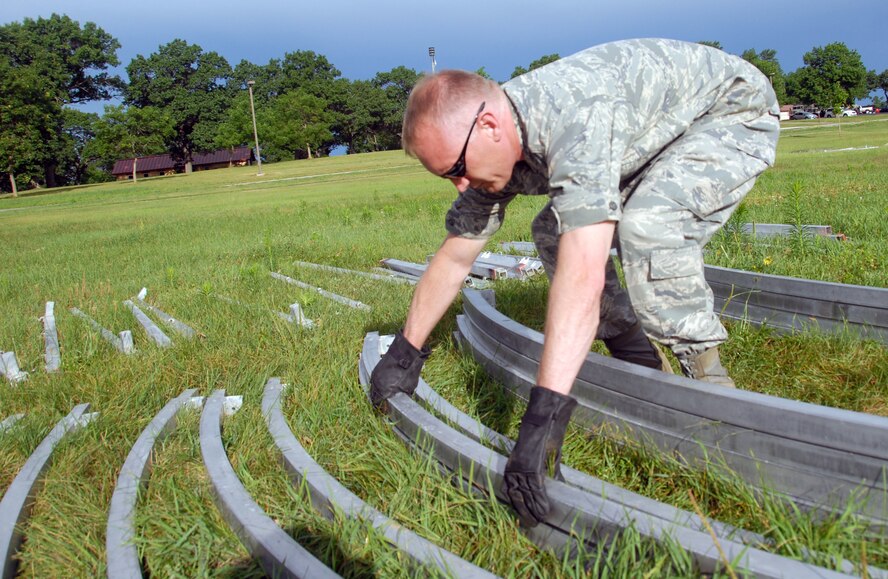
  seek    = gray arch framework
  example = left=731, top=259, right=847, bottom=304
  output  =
left=358, top=332, right=870, bottom=578
left=455, top=288, right=888, bottom=530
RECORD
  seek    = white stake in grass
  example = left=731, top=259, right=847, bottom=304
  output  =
left=0, top=352, right=28, bottom=384
left=270, top=271, right=370, bottom=311
left=286, top=303, right=314, bottom=328
left=213, top=294, right=314, bottom=328
left=134, top=288, right=196, bottom=338
left=42, top=302, right=61, bottom=373
left=0, top=414, right=24, bottom=434
left=70, top=308, right=135, bottom=354
left=123, top=300, right=172, bottom=348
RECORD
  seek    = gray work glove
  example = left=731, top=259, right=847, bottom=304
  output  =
left=502, top=386, right=577, bottom=527
left=369, top=332, right=431, bottom=410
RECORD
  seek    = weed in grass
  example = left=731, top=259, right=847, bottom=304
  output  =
left=262, top=229, right=276, bottom=271
left=786, top=180, right=813, bottom=255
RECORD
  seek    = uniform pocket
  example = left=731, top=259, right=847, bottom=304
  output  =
left=649, top=245, right=702, bottom=280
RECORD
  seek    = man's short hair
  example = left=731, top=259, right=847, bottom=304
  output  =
left=402, top=70, right=499, bottom=157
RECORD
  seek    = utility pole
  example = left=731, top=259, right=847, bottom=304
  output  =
left=428, top=47, right=436, bottom=74
left=247, top=80, right=263, bottom=176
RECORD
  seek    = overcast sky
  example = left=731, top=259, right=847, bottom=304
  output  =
left=3, top=0, right=886, bottom=94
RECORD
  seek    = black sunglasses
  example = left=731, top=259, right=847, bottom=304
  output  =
left=441, top=101, right=486, bottom=179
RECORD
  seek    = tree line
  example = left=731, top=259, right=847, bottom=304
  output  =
left=2, top=14, right=887, bottom=194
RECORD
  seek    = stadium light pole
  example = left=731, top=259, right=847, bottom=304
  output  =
left=428, top=47, right=436, bottom=73
left=247, top=80, right=263, bottom=176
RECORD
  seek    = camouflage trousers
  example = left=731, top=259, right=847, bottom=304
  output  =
left=533, top=110, right=779, bottom=357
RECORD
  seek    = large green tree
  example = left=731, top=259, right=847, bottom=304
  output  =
left=230, top=51, right=341, bottom=103
left=126, top=39, right=232, bottom=169
left=0, top=13, right=122, bottom=188
left=0, top=57, right=50, bottom=194
left=742, top=48, right=787, bottom=104
left=369, top=66, right=421, bottom=151
left=225, top=51, right=344, bottom=158
left=331, top=79, right=391, bottom=153
left=785, top=42, right=868, bottom=109
left=60, top=108, right=102, bottom=185
left=86, top=105, right=172, bottom=182
left=264, top=90, right=334, bottom=160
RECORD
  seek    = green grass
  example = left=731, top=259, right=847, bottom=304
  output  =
left=0, top=118, right=886, bottom=577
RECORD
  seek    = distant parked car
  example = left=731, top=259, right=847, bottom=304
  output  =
left=791, top=110, right=817, bottom=120
left=821, top=110, right=835, bottom=118
left=841, top=109, right=857, bottom=117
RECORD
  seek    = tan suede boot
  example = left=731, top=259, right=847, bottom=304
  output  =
left=679, top=347, right=736, bottom=388
left=652, top=343, right=675, bottom=374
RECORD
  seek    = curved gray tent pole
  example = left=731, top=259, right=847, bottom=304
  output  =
left=371, top=333, right=762, bottom=545
left=459, top=288, right=888, bottom=529
left=262, top=378, right=498, bottom=578
left=360, top=333, right=854, bottom=579
left=199, top=389, right=339, bottom=579
left=0, top=404, right=96, bottom=579
left=106, top=389, right=199, bottom=578
left=705, top=265, right=888, bottom=343
left=414, top=363, right=764, bottom=547
left=490, top=245, right=888, bottom=343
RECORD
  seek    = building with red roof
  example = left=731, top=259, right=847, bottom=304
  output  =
left=111, top=146, right=255, bottom=180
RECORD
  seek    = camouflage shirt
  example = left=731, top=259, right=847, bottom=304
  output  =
left=445, top=38, right=779, bottom=239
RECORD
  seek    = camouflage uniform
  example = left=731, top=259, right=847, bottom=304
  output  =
left=444, top=38, right=780, bottom=356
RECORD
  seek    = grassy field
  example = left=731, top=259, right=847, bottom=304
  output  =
left=0, top=116, right=886, bottom=577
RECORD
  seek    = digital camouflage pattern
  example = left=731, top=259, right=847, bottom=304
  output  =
left=444, top=38, right=779, bottom=355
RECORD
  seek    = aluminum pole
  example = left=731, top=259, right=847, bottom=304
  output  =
left=247, top=80, right=263, bottom=176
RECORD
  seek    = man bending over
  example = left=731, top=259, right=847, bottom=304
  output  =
left=371, top=38, right=779, bottom=527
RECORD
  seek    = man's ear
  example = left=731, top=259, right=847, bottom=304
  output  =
left=478, top=109, right=503, bottom=142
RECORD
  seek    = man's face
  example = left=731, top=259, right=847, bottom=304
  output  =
left=413, top=105, right=517, bottom=194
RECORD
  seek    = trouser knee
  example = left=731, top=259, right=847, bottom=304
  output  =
left=618, top=217, right=726, bottom=356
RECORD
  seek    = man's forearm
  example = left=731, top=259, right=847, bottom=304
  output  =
left=403, top=235, right=486, bottom=349
left=536, top=222, right=615, bottom=395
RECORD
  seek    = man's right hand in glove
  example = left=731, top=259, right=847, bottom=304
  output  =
left=502, top=386, right=577, bottom=527
left=369, top=331, right=431, bottom=410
